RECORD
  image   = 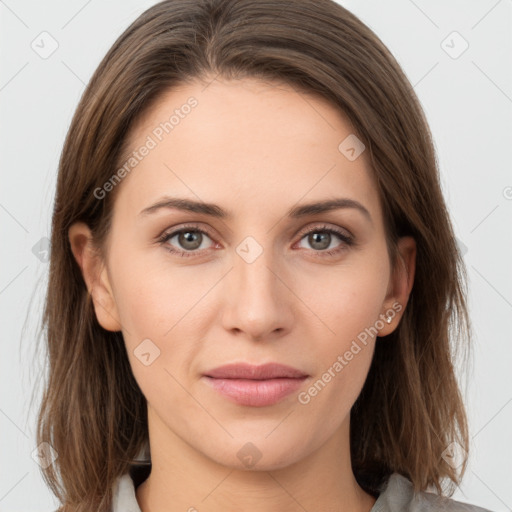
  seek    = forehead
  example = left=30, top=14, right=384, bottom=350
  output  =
left=112, top=77, right=382, bottom=226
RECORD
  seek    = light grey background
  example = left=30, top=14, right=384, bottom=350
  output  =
left=1, top=1, right=511, bottom=511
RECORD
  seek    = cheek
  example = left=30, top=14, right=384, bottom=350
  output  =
left=111, top=253, right=208, bottom=340
left=297, top=253, right=389, bottom=340
left=109, top=255, right=214, bottom=392
left=296, top=273, right=385, bottom=421
left=295, top=252, right=389, bottom=400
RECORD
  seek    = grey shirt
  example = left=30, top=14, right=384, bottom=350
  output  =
left=111, top=464, right=493, bottom=511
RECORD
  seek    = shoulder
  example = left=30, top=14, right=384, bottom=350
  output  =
left=111, top=463, right=151, bottom=512
left=111, top=473, right=142, bottom=512
left=371, top=473, right=494, bottom=512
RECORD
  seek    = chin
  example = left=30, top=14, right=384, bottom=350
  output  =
left=203, top=437, right=306, bottom=472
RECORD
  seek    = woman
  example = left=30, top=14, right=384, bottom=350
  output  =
left=37, top=0, right=493, bottom=510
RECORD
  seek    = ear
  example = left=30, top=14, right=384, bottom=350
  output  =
left=68, top=222, right=122, bottom=332
left=377, top=236, right=416, bottom=336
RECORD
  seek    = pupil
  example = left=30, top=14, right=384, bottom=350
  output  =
left=181, top=231, right=200, bottom=249
left=311, top=232, right=329, bottom=250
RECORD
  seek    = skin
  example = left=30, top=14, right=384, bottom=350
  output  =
left=69, top=76, right=416, bottom=512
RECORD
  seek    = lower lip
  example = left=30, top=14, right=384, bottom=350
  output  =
left=202, top=376, right=307, bottom=407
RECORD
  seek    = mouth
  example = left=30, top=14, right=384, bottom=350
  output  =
left=202, top=362, right=309, bottom=407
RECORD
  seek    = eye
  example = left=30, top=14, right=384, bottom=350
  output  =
left=295, top=224, right=354, bottom=257
left=157, top=224, right=216, bottom=257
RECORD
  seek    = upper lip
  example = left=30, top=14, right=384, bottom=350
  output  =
left=204, top=363, right=308, bottom=380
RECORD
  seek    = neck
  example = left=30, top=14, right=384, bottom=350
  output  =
left=135, top=409, right=377, bottom=512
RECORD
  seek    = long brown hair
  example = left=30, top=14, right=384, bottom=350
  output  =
left=36, top=0, right=472, bottom=509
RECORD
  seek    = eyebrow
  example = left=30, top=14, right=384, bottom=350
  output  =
left=138, top=196, right=372, bottom=223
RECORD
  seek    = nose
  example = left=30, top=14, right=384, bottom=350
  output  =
left=220, top=242, right=294, bottom=342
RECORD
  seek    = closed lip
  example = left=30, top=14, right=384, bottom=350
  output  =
left=204, top=362, right=308, bottom=380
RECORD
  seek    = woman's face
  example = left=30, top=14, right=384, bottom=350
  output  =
left=74, top=77, right=415, bottom=470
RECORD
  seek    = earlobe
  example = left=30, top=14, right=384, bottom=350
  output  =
left=378, top=236, right=416, bottom=336
left=68, top=222, right=122, bottom=332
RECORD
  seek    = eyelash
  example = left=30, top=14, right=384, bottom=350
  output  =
left=157, top=223, right=354, bottom=259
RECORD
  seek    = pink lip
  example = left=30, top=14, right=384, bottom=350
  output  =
left=203, top=363, right=309, bottom=407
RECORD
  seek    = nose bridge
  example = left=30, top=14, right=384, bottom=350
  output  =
left=236, top=236, right=276, bottom=295
left=235, top=234, right=280, bottom=305
left=223, top=233, right=291, bottom=338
